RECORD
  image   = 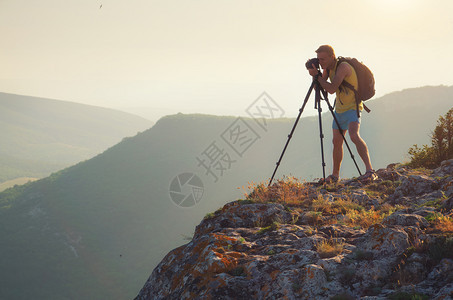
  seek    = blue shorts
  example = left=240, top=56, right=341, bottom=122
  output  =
left=332, top=109, right=360, bottom=131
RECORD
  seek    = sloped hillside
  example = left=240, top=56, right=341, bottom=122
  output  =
left=0, top=92, right=153, bottom=182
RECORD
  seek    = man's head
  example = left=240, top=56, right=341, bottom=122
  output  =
left=316, top=45, right=336, bottom=70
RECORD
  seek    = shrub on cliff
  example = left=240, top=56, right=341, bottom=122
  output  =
left=408, top=107, right=453, bottom=168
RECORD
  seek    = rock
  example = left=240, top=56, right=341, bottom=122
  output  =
left=376, top=166, right=402, bottom=181
left=433, top=282, right=453, bottom=300
left=383, top=212, right=429, bottom=229
left=433, top=159, right=453, bottom=176
left=134, top=232, right=250, bottom=299
left=135, top=163, right=453, bottom=300
left=299, top=264, right=328, bottom=298
left=349, top=190, right=371, bottom=205
left=413, top=207, right=437, bottom=217
left=319, top=224, right=365, bottom=239
left=427, top=259, right=453, bottom=281
left=394, top=175, right=437, bottom=198
left=414, top=190, right=446, bottom=206
left=445, top=183, right=453, bottom=198
left=317, top=255, right=343, bottom=274
left=194, top=201, right=294, bottom=238
left=443, top=196, right=453, bottom=211
left=391, top=252, right=430, bottom=290
left=389, top=195, right=412, bottom=206
left=355, top=224, right=410, bottom=258
left=354, top=258, right=395, bottom=286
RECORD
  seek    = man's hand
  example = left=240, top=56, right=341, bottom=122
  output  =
left=317, top=62, right=351, bottom=94
left=308, top=64, right=329, bottom=80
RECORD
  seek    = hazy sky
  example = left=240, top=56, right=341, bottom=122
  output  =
left=1, top=0, right=452, bottom=121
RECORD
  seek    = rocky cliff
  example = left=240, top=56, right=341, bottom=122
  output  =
left=135, top=161, right=453, bottom=300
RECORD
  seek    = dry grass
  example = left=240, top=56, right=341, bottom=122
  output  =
left=312, top=196, right=364, bottom=216
left=241, top=177, right=403, bottom=230
left=241, top=176, right=312, bottom=206
left=316, top=238, right=345, bottom=258
left=304, top=211, right=324, bottom=226
left=343, top=209, right=386, bottom=229
left=426, top=212, right=453, bottom=233
left=310, top=194, right=389, bottom=229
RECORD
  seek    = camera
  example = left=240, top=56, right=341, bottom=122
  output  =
left=305, top=57, right=319, bottom=70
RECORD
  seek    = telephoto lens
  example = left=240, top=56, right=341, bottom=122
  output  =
left=305, top=57, right=319, bottom=70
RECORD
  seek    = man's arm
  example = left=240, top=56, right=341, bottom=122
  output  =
left=317, top=62, right=352, bottom=94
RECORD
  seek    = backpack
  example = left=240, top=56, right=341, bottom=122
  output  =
left=336, top=56, right=375, bottom=114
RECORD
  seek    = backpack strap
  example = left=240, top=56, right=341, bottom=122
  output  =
left=363, top=103, right=371, bottom=113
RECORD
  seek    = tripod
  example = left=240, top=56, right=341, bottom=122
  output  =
left=268, top=76, right=362, bottom=186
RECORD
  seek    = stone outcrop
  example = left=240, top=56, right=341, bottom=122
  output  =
left=136, top=160, right=453, bottom=300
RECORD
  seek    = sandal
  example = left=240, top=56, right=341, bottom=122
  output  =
left=318, top=174, right=340, bottom=184
left=358, top=170, right=378, bottom=182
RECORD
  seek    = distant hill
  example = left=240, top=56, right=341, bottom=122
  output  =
left=0, top=92, right=153, bottom=183
left=0, top=86, right=451, bottom=299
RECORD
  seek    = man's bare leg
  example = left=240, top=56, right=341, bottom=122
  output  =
left=348, top=122, right=373, bottom=172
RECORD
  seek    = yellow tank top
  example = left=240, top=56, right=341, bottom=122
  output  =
left=329, top=60, right=363, bottom=113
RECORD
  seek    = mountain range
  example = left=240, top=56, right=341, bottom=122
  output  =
left=0, top=85, right=452, bottom=299
left=0, top=92, right=153, bottom=185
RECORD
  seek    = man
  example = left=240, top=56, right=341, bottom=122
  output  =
left=308, top=45, right=376, bottom=183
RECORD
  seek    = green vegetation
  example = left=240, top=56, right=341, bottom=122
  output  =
left=258, top=221, right=280, bottom=234
left=417, top=197, right=444, bottom=209
left=237, top=199, right=255, bottom=205
left=267, top=249, right=276, bottom=255
left=425, top=213, right=453, bottom=233
left=204, top=212, right=215, bottom=219
left=407, top=107, right=453, bottom=168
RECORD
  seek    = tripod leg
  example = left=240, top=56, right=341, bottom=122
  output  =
left=268, top=80, right=316, bottom=186
left=315, top=84, right=327, bottom=183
